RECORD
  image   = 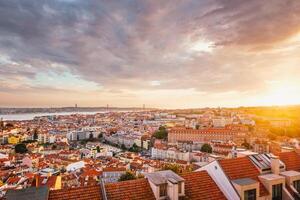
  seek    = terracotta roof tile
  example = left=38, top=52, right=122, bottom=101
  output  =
left=6, top=177, right=20, bottom=185
left=219, top=157, right=268, bottom=197
left=105, top=178, right=155, bottom=200
left=49, top=185, right=102, bottom=200
left=181, top=171, right=227, bottom=200
left=103, top=167, right=126, bottom=172
left=81, top=169, right=102, bottom=177
left=279, top=151, right=300, bottom=172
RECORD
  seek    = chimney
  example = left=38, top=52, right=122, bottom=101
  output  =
left=270, top=155, right=280, bottom=175
left=35, top=175, right=39, bottom=188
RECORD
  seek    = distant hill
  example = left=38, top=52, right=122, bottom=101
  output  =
left=0, top=107, right=154, bottom=114
left=235, top=105, right=300, bottom=120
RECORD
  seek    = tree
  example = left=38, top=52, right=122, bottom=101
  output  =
left=137, top=173, right=144, bottom=179
left=200, top=143, right=212, bottom=153
left=129, top=143, right=139, bottom=152
left=162, top=164, right=181, bottom=174
left=80, top=140, right=87, bottom=145
left=270, top=127, right=285, bottom=137
left=118, top=171, right=137, bottom=182
left=89, top=132, right=93, bottom=139
left=96, top=146, right=101, bottom=153
left=5, top=123, right=14, bottom=129
left=0, top=119, right=4, bottom=130
left=52, top=144, right=57, bottom=150
left=98, top=133, right=103, bottom=139
left=153, top=126, right=168, bottom=140
left=15, top=143, right=28, bottom=154
left=121, top=144, right=126, bottom=150
left=61, top=167, right=66, bottom=173
left=241, top=140, right=251, bottom=149
left=268, top=133, right=277, bottom=141
left=33, top=129, right=39, bottom=140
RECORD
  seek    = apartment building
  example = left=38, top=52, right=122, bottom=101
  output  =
left=168, top=128, right=246, bottom=145
left=151, top=146, right=191, bottom=162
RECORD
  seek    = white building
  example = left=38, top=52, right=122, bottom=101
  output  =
left=102, top=168, right=126, bottom=183
left=151, top=147, right=191, bottom=161
left=67, top=131, right=88, bottom=141
left=66, top=161, right=85, bottom=172
left=212, top=117, right=232, bottom=128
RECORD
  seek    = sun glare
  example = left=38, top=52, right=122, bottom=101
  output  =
left=190, top=40, right=214, bottom=52
left=259, top=83, right=300, bottom=106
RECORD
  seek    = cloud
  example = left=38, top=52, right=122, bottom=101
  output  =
left=0, top=0, right=300, bottom=107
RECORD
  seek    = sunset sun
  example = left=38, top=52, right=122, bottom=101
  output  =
left=260, top=82, right=300, bottom=106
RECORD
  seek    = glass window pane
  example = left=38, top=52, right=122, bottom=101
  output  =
left=244, top=189, right=256, bottom=200
left=178, top=182, right=182, bottom=194
left=159, top=184, right=167, bottom=197
left=272, top=184, right=282, bottom=200
left=294, top=180, right=300, bottom=193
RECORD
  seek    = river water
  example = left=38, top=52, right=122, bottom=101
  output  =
left=0, top=111, right=106, bottom=121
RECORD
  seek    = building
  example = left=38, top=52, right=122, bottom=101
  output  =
left=101, top=167, right=126, bottom=183
left=66, top=161, right=85, bottom=172
left=269, top=119, right=292, bottom=128
left=145, top=170, right=185, bottom=199
left=38, top=134, right=56, bottom=144
left=252, top=140, right=270, bottom=154
left=212, top=117, right=232, bottom=128
left=168, top=128, right=246, bottom=145
left=212, top=142, right=235, bottom=156
left=67, top=131, right=88, bottom=141
left=4, top=151, right=300, bottom=200
left=151, top=146, right=191, bottom=161
left=199, top=152, right=300, bottom=200
left=8, top=135, right=20, bottom=144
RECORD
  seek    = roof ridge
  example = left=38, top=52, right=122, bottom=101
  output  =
left=100, top=179, right=107, bottom=200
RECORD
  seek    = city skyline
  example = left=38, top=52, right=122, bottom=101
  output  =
left=1, top=0, right=300, bottom=108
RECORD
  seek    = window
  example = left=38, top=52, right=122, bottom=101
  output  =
left=272, top=184, right=282, bottom=200
left=178, top=182, right=182, bottom=194
left=294, top=180, right=300, bottom=193
left=159, top=184, right=167, bottom=197
left=244, top=189, right=256, bottom=200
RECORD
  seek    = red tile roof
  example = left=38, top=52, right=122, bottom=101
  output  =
left=219, top=157, right=268, bottom=197
left=6, top=177, right=20, bottom=185
left=170, top=128, right=238, bottom=135
left=49, top=185, right=102, bottom=200
left=279, top=151, right=300, bottom=171
left=81, top=169, right=102, bottom=177
left=32, top=175, right=58, bottom=188
left=105, top=178, right=155, bottom=200
left=103, top=167, right=126, bottom=172
left=182, top=171, right=227, bottom=200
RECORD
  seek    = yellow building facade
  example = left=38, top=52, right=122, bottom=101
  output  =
left=8, top=136, right=20, bottom=144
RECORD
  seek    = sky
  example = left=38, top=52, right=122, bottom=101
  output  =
left=1, top=0, right=300, bottom=108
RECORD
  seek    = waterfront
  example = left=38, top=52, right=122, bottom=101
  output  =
left=0, top=111, right=105, bottom=121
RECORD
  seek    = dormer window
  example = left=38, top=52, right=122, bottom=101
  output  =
left=159, top=183, right=167, bottom=197
left=244, top=189, right=256, bottom=200
left=272, top=184, right=282, bottom=200
left=293, top=180, right=300, bottom=193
